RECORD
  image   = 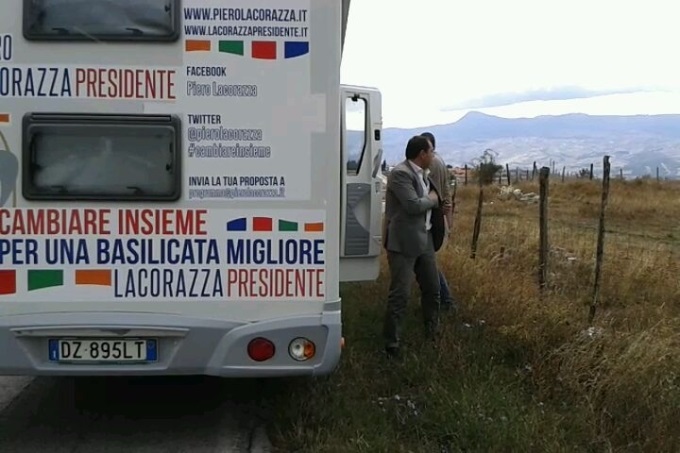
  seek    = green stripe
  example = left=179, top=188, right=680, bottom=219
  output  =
left=278, top=220, right=298, bottom=231
left=219, top=40, right=244, bottom=55
left=28, top=270, right=64, bottom=291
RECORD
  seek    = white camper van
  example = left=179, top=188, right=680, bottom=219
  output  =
left=0, top=0, right=384, bottom=377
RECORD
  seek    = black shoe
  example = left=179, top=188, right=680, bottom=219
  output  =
left=424, top=330, right=439, bottom=342
left=441, top=299, right=458, bottom=313
left=385, top=346, right=401, bottom=359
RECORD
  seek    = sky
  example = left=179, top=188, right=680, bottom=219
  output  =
left=339, top=0, right=680, bottom=129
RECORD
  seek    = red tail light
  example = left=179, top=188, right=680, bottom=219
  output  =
left=247, top=337, right=275, bottom=362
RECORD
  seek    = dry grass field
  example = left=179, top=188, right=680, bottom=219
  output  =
left=265, top=176, right=680, bottom=452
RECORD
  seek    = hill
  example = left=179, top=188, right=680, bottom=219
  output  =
left=381, top=112, right=680, bottom=178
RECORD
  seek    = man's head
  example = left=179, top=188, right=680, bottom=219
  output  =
left=420, top=132, right=436, bottom=151
left=405, top=135, right=435, bottom=169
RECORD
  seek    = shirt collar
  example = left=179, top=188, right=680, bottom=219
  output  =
left=409, top=160, right=429, bottom=179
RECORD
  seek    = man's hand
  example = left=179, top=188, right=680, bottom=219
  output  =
left=428, top=189, right=439, bottom=204
left=443, top=204, right=452, bottom=216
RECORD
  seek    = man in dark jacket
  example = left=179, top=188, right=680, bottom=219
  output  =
left=421, top=132, right=457, bottom=312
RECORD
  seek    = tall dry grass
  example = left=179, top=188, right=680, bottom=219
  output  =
left=444, top=177, right=680, bottom=450
left=267, top=177, right=680, bottom=452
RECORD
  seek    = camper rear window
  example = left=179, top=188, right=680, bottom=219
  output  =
left=22, top=114, right=181, bottom=201
left=23, top=0, right=180, bottom=41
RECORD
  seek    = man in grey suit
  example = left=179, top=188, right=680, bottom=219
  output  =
left=382, top=135, right=449, bottom=358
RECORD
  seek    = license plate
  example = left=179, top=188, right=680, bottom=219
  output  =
left=48, top=338, right=158, bottom=363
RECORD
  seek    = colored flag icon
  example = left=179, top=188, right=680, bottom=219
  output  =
left=253, top=217, right=273, bottom=231
left=252, top=41, right=276, bottom=59
left=226, top=218, right=247, bottom=231
left=185, top=40, right=211, bottom=52
left=27, top=269, right=64, bottom=291
left=219, top=40, right=244, bottom=56
left=0, top=270, right=16, bottom=295
left=284, top=41, right=309, bottom=59
left=75, top=269, right=112, bottom=286
left=278, top=220, right=298, bottom=231
left=304, top=222, right=324, bottom=232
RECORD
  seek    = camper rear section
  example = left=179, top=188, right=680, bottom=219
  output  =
left=0, top=0, right=354, bottom=377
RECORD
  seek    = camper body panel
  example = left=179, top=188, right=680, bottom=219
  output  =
left=0, top=0, right=350, bottom=376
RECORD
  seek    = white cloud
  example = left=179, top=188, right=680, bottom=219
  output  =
left=340, top=0, right=680, bottom=127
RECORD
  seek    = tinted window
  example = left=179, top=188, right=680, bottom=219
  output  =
left=23, top=114, right=181, bottom=201
left=345, top=96, right=367, bottom=175
left=23, top=0, right=179, bottom=41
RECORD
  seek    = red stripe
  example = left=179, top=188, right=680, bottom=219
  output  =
left=0, top=270, right=16, bottom=295
left=253, top=217, right=273, bottom=231
left=252, top=41, right=276, bottom=59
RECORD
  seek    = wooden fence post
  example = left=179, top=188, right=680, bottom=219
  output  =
left=470, top=184, right=484, bottom=259
left=538, top=167, right=550, bottom=291
left=588, top=155, right=611, bottom=323
left=449, top=176, right=459, bottom=232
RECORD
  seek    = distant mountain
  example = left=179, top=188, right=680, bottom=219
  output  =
left=380, top=112, right=680, bottom=178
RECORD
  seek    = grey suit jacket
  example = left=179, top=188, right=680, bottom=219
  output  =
left=383, top=159, right=445, bottom=257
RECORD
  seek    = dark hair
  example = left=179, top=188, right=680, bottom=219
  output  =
left=420, top=132, right=435, bottom=149
left=405, top=135, right=431, bottom=160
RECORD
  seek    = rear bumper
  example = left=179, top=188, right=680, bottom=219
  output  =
left=0, top=308, right=342, bottom=377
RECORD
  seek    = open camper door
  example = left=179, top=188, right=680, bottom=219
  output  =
left=339, top=85, right=383, bottom=282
